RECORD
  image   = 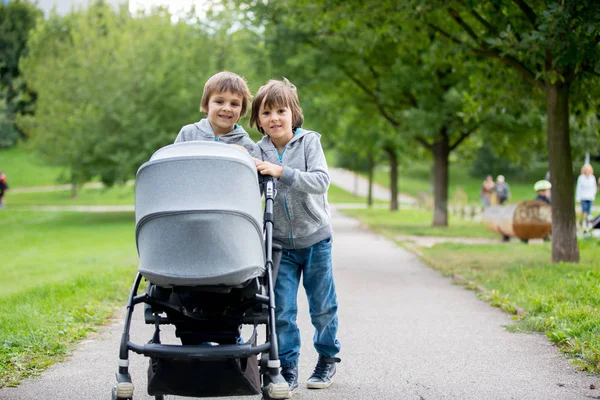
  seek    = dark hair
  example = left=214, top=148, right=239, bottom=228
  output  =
left=249, top=78, right=304, bottom=135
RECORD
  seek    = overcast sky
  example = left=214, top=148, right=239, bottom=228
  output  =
left=32, top=0, right=206, bottom=16
left=34, top=0, right=125, bottom=15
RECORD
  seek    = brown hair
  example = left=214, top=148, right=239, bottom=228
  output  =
left=200, top=71, right=252, bottom=117
left=249, top=78, right=304, bottom=135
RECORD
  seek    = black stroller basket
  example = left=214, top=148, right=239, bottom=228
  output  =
left=112, top=142, right=289, bottom=400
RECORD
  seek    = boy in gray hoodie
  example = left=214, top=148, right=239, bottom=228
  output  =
left=250, top=79, right=341, bottom=392
left=174, top=71, right=257, bottom=156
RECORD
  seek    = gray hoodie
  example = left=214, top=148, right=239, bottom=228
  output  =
left=174, top=118, right=258, bottom=156
left=256, top=128, right=332, bottom=249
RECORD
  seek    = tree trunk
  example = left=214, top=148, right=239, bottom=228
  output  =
left=546, top=82, right=579, bottom=263
left=71, top=182, right=78, bottom=199
left=384, top=146, right=398, bottom=211
left=431, top=133, right=450, bottom=226
left=367, top=152, right=374, bottom=208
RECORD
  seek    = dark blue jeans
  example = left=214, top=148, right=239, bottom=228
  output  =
left=274, top=237, right=341, bottom=368
left=581, top=200, right=592, bottom=216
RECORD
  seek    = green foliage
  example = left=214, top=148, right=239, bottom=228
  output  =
left=18, top=4, right=216, bottom=186
left=0, top=0, right=42, bottom=147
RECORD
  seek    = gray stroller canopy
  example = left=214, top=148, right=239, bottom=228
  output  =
left=135, top=141, right=265, bottom=287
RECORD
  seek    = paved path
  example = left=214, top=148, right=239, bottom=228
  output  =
left=1, top=209, right=597, bottom=400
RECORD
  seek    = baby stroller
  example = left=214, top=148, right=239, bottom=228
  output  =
left=112, top=141, right=290, bottom=400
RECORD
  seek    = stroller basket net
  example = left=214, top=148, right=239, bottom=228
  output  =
left=135, top=142, right=265, bottom=287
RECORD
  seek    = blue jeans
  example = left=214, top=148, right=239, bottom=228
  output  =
left=274, top=237, right=341, bottom=367
left=581, top=200, right=592, bottom=216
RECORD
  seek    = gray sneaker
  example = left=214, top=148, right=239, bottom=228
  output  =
left=306, top=356, right=340, bottom=389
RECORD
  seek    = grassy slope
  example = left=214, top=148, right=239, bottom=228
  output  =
left=0, top=146, right=63, bottom=188
left=0, top=211, right=137, bottom=387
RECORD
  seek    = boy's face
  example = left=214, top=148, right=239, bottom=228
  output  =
left=206, top=91, right=244, bottom=136
left=257, top=99, right=294, bottom=144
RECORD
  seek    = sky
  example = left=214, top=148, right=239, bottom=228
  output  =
left=32, top=0, right=207, bottom=16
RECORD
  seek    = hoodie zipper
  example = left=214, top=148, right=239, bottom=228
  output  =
left=277, top=148, right=294, bottom=248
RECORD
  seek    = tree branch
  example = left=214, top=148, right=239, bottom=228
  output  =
left=338, top=65, right=400, bottom=127
left=468, top=7, right=498, bottom=36
left=448, top=7, right=481, bottom=45
left=415, top=135, right=433, bottom=150
left=473, top=48, right=539, bottom=87
left=512, top=0, right=537, bottom=26
left=428, top=23, right=465, bottom=45
left=449, top=125, right=479, bottom=151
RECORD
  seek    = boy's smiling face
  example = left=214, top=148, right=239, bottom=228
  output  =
left=206, top=91, right=243, bottom=136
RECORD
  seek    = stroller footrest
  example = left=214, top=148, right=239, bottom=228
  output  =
left=131, top=342, right=270, bottom=360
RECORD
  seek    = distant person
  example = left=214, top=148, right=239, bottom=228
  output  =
left=575, top=164, right=597, bottom=227
left=522, top=180, right=553, bottom=244
left=173, top=71, right=257, bottom=155
left=480, top=175, right=495, bottom=207
left=0, top=172, right=8, bottom=208
left=534, top=180, right=551, bottom=205
left=494, top=175, right=511, bottom=205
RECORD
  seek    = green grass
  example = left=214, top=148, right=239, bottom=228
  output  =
left=7, top=185, right=135, bottom=207
left=6, top=183, right=369, bottom=207
left=0, top=146, right=64, bottom=188
left=0, top=211, right=138, bottom=388
left=369, top=162, right=551, bottom=204
left=341, top=207, right=499, bottom=238
left=420, top=240, right=600, bottom=373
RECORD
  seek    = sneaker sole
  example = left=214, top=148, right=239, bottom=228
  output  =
left=306, top=381, right=332, bottom=389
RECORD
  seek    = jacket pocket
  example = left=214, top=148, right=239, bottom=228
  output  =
left=301, top=202, right=321, bottom=224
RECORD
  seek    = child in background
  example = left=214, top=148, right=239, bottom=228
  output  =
left=250, top=79, right=341, bottom=392
left=174, top=71, right=257, bottom=155
left=0, top=172, right=8, bottom=208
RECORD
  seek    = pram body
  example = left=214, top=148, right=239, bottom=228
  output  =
left=112, top=141, right=289, bottom=400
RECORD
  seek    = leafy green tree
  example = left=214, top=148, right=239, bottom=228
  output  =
left=237, top=0, right=539, bottom=224
left=416, top=0, right=600, bottom=261
left=18, top=4, right=216, bottom=193
left=0, top=0, right=42, bottom=147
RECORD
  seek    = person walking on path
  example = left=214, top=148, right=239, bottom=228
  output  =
left=251, top=78, right=341, bottom=392
left=480, top=175, right=495, bottom=206
left=575, top=163, right=597, bottom=228
left=494, top=175, right=511, bottom=205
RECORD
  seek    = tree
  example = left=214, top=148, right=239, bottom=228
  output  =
left=237, top=0, right=537, bottom=225
left=18, top=3, right=216, bottom=192
left=0, top=0, right=42, bottom=147
left=417, top=0, right=600, bottom=261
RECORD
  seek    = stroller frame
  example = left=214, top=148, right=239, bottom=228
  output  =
left=112, top=176, right=290, bottom=400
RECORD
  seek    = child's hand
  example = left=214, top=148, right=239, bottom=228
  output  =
left=255, top=160, right=284, bottom=178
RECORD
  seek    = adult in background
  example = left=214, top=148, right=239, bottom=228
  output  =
left=575, top=164, right=597, bottom=227
left=480, top=175, right=495, bottom=207
left=495, top=175, right=511, bottom=205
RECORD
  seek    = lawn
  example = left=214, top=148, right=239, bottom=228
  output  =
left=7, top=183, right=371, bottom=207
left=0, top=146, right=64, bottom=188
left=342, top=207, right=499, bottom=238
left=0, top=211, right=138, bottom=388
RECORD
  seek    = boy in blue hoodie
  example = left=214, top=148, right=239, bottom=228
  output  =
left=174, top=71, right=257, bottom=155
left=250, top=79, right=341, bottom=392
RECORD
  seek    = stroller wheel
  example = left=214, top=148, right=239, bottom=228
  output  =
left=262, top=381, right=291, bottom=399
left=112, top=382, right=134, bottom=399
